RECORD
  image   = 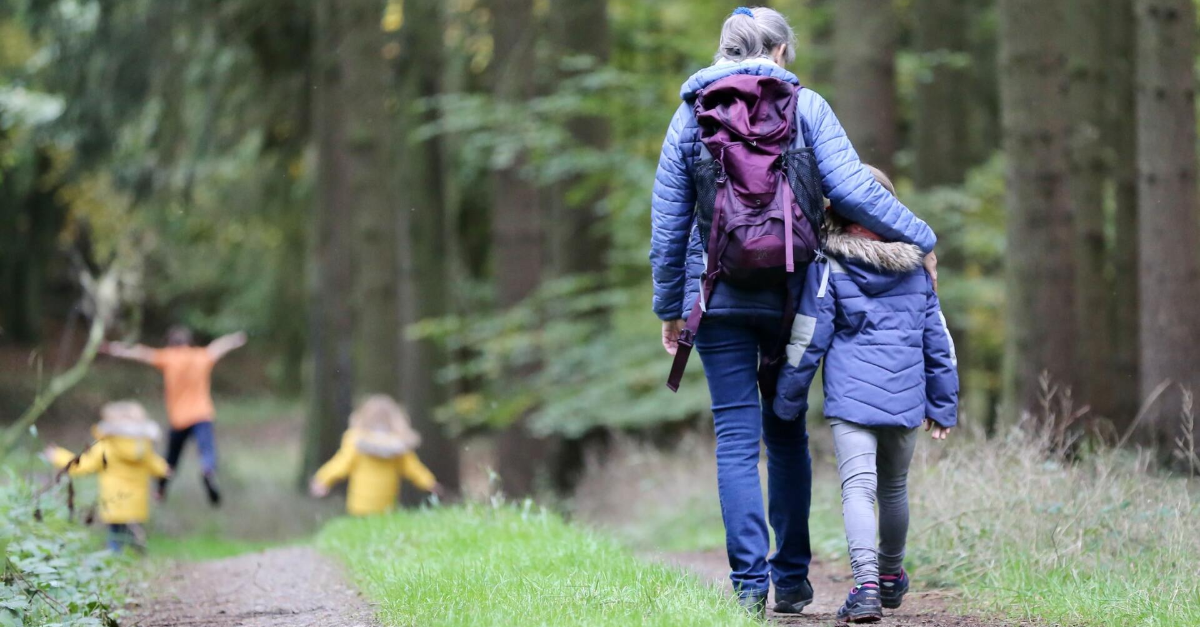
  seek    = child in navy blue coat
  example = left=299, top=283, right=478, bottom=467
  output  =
left=772, top=167, right=959, bottom=623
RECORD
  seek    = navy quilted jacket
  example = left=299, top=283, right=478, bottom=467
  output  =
left=771, top=227, right=960, bottom=428
left=649, top=59, right=938, bottom=321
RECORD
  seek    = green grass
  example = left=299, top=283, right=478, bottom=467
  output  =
left=146, top=533, right=280, bottom=561
left=582, top=430, right=1200, bottom=627
left=317, top=504, right=759, bottom=627
left=907, top=438, right=1200, bottom=627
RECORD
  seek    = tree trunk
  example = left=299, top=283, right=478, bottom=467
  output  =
left=1108, top=0, right=1140, bottom=433
left=303, top=0, right=358, bottom=480
left=998, top=0, right=1077, bottom=418
left=349, top=1, right=399, bottom=398
left=1134, top=0, right=1200, bottom=447
left=490, top=0, right=549, bottom=497
left=832, top=0, right=898, bottom=172
left=395, top=0, right=460, bottom=500
left=1066, top=0, right=1114, bottom=421
left=550, top=0, right=610, bottom=277
left=912, top=0, right=972, bottom=187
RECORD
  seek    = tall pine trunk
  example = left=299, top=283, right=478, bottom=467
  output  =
left=303, top=0, right=359, bottom=479
left=912, top=0, right=972, bottom=187
left=832, top=0, right=898, bottom=172
left=550, top=0, right=610, bottom=277
left=1109, top=0, right=1140, bottom=431
left=1066, top=0, right=1114, bottom=420
left=490, top=0, right=549, bottom=497
left=998, top=0, right=1077, bottom=417
left=351, top=1, right=399, bottom=397
left=396, top=0, right=460, bottom=498
left=1134, top=0, right=1200, bottom=447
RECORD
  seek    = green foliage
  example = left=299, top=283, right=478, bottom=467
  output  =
left=0, top=474, right=126, bottom=627
left=318, top=504, right=758, bottom=627
left=413, top=275, right=710, bottom=437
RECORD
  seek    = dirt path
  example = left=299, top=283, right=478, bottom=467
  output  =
left=126, top=546, right=378, bottom=627
left=660, top=550, right=1026, bottom=626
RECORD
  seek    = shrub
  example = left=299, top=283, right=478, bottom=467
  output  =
left=1, top=472, right=125, bottom=627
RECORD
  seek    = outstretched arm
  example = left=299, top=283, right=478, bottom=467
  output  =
left=207, top=331, right=248, bottom=361
left=310, top=434, right=355, bottom=497
left=99, top=342, right=159, bottom=365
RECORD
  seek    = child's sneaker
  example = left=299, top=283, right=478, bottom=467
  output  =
left=880, top=569, right=909, bottom=609
left=835, top=583, right=882, bottom=624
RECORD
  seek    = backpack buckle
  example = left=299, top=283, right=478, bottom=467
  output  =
left=678, top=328, right=695, bottom=348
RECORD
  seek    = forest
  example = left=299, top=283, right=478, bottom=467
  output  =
left=5, top=0, right=1196, bottom=488
left=1, top=1, right=1200, bottom=626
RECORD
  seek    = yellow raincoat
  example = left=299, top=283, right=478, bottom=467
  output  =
left=313, top=429, right=437, bottom=516
left=51, top=431, right=170, bottom=524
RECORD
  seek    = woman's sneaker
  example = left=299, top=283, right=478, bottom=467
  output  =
left=773, top=579, right=814, bottom=614
left=880, top=569, right=909, bottom=609
left=835, top=583, right=883, bottom=623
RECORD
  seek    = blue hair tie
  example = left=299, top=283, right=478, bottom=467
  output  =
left=733, top=7, right=753, bottom=17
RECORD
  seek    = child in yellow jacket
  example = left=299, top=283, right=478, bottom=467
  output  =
left=45, top=401, right=170, bottom=552
left=309, top=395, right=442, bottom=515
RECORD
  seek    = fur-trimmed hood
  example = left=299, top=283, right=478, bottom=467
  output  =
left=89, top=422, right=162, bottom=463
left=352, top=429, right=414, bottom=459
left=94, top=418, right=162, bottom=442
left=824, top=221, right=924, bottom=296
left=824, top=222, right=924, bottom=274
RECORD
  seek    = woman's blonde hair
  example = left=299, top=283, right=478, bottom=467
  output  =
left=716, top=7, right=797, bottom=64
left=349, top=394, right=421, bottom=448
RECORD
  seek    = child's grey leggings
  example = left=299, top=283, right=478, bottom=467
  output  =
left=829, top=419, right=918, bottom=586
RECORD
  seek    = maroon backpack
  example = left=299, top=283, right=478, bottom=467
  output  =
left=666, top=74, right=824, bottom=393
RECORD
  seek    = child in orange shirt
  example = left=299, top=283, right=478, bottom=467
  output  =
left=100, top=325, right=247, bottom=505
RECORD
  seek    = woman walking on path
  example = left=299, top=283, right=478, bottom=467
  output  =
left=100, top=325, right=247, bottom=506
left=649, top=7, right=937, bottom=617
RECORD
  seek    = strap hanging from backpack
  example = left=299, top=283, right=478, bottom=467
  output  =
left=666, top=171, right=726, bottom=393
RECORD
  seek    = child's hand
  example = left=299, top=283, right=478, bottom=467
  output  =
left=430, top=483, right=447, bottom=499
left=924, top=418, right=950, bottom=440
left=309, top=478, right=330, bottom=498
left=41, top=444, right=58, bottom=462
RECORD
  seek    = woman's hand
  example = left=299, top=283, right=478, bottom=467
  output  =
left=924, top=418, right=950, bottom=440
left=923, top=250, right=938, bottom=292
left=661, top=319, right=685, bottom=355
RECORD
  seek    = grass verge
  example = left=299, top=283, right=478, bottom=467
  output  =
left=146, top=533, right=279, bottom=561
left=575, top=430, right=1200, bottom=627
left=317, top=504, right=758, bottom=627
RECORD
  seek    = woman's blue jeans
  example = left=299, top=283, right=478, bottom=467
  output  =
left=696, top=315, right=813, bottom=597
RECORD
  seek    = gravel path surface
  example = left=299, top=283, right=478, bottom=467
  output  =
left=126, top=546, right=378, bottom=627
left=660, top=550, right=1029, bottom=626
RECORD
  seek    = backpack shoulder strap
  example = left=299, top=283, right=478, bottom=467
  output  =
left=791, top=96, right=807, bottom=150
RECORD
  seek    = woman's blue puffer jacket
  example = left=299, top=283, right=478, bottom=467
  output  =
left=649, top=59, right=937, bottom=322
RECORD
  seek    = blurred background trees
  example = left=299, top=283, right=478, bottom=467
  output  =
left=3, top=0, right=1199, bottom=488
